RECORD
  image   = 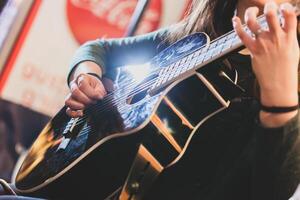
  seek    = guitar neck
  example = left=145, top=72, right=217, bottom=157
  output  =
left=178, top=13, right=281, bottom=73
left=150, top=8, right=298, bottom=93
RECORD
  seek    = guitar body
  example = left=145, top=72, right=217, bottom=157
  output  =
left=14, top=33, right=241, bottom=199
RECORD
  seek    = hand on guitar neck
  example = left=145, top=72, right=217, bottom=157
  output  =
left=233, top=1, right=299, bottom=127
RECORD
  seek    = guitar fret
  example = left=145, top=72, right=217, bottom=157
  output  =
left=180, top=63, right=187, bottom=73
left=193, top=49, right=202, bottom=58
left=226, top=32, right=235, bottom=40
left=211, top=46, right=222, bottom=58
left=221, top=40, right=232, bottom=52
left=188, top=59, right=197, bottom=70
left=187, top=54, right=194, bottom=61
left=180, top=57, right=188, bottom=65
left=167, top=61, right=180, bottom=81
left=169, top=62, right=177, bottom=70
left=231, top=36, right=241, bottom=47
left=217, top=36, right=227, bottom=45
left=195, top=54, right=204, bottom=64
left=208, top=41, right=217, bottom=50
left=174, top=67, right=182, bottom=77
left=182, top=62, right=190, bottom=72
left=167, top=62, right=177, bottom=76
left=203, top=51, right=213, bottom=62
left=159, top=67, right=168, bottom=76
left=152, top=12, right=288, bottom=91
left=154, top=72, right=165, bottom=87
left=167, top=72, right=175, bottom=81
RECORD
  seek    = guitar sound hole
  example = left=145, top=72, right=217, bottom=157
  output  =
left=126, top=74, right=158, bottom=105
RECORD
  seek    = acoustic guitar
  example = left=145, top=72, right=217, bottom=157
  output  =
left=13, top=9, right=298, bottom=199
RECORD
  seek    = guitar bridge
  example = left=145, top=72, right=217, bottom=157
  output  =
left=57, top=118, right=80, bottom=151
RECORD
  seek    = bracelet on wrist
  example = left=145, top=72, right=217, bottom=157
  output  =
left=260, top=103, right=299, bottom=113
left=87, top=72, right=102, bottom=81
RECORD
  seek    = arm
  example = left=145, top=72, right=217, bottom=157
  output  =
left=67, top=28, right=168, bottom=84
left=234, top=2, right=299, bottom=128
left=65, top=28, right=168, bottom=117
left=234, top=1, right=300, bottom=198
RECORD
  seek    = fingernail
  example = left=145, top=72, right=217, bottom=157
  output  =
left=280, top=3, right=294, bottom=12
left=264, top=1, right=278, bottom=13
left=77, top=76, right=84, bottom=85
left=232, top=17, right=237, bottom=27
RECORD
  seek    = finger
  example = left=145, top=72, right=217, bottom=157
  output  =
left=95, top=80, right=107, bottom=97
left=77, top=75, right=107, bottom=100
left=70, top=81, right=94, bottom=105
left=264, top=1, right=281, bottom=34
left=65, top=96, right=85, bottom=110
left=280, top=3, right=297, bottom=34
left=233, top=16, right=256, bottom=51
left=245, top=7, right=261, bottom=36
left=66, top=107, right=83, bottom=118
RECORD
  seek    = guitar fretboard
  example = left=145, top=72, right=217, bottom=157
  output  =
left=150, top=12, right=282, bottom=93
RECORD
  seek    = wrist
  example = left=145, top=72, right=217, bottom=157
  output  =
left=259, top=110, right=298, bottom=128
left=260, top=89, right=298, bottom=107
left=70, top=61, right=103, bottom=85
left=258, top=89, right=299, bottom=128
left=87, top=72, right=102, bottom=81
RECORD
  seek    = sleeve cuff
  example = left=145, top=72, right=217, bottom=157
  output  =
left=256, top=110, right=300, bottom=134
left=67, top=40, right=107, bottom=85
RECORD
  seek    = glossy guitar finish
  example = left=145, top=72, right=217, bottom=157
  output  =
left=14, top=32, right=241, bottom=199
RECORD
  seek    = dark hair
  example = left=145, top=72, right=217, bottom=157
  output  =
left=166, top=0, right=238, bottom=42
left=167, top=0, right=299, bottom=41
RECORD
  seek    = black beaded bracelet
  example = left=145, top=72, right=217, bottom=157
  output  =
left=260, top=103, right=299, bottom=113
left=87, top=72, right=102, bottom=81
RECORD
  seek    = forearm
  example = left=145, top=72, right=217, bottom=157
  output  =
left=259, top=87, right=299, bottom=128
left=67, top=28, right=168, bottom=86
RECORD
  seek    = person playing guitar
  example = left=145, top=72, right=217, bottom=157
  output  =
left=65, top=0, right=300, bottom=199
left=1, top=0, right=300, bottom=199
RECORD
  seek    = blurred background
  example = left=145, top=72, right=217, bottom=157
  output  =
left=0, top=0, right=191, bottom=182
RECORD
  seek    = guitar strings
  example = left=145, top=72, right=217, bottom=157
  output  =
left=58, top=14, right=268, bottom=131
left=79, top=14, right=268, bottom=117
left=62, top=16, right=262, bottom=129
left=64, top=35, right=230, bottom=126
left=88, top=14, right=271, bottom=116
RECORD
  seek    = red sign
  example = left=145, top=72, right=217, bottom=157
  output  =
left=66, top=0, right=162, bottom=44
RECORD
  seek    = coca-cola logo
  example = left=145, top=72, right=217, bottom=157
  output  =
left=66, top=0, right=162, bottom=44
